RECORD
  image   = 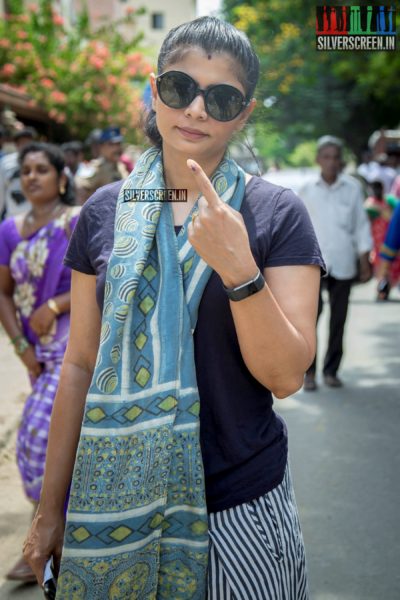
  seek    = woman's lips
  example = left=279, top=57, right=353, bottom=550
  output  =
left=176, top=127, right=208, bottom=140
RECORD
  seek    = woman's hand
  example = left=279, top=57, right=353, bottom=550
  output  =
left=20, top=345, right=42, bottom=380
left=23, top=508, right=65, bottom=585
left=186, top=159, right=258, bottom=288
left=29, top=303, right=56, bottom=336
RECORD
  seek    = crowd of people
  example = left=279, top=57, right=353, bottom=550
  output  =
left=0, top=15, right=399, bottom=598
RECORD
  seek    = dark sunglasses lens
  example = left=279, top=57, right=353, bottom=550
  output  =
left=206, top=86, right=244, bottom=121
left=158, top=73, right=195, bottom=108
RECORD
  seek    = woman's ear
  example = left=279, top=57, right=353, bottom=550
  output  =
left=149, top=73, right=158, bottom=112
left=236, top=98, right=257, bottom=132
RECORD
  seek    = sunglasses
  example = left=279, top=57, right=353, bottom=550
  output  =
left=156, top=70, right=249, bottom=122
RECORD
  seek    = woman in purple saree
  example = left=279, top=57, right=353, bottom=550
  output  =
left=0, top=142, right=79, bottom=582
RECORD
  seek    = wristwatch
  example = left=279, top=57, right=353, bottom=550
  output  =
left=223, top=269, right=265, bottom=301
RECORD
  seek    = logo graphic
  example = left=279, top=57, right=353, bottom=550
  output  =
left=316, top=5, right=396, bottom=50
left=123, top=188, right=188, bottom=202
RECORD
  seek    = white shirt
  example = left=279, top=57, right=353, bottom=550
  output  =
left=0, top=152, right=31, bottom=219
left=299, top=173, right=372, bottom=280
left=357, top=161, right=397, bottom=194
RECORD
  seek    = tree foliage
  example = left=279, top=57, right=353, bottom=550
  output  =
left=0, top=0, right=153, bottom=142
left=224, top=0, right=400, bottom=160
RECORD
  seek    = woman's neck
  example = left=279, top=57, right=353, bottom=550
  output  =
left=29, top=197, right=62, bottom=218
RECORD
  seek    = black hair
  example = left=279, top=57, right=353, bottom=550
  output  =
left=13, top=127, right=37, bottom=142
left=370, top=179, right=384, bottom=197
left=61, top=141, right=84, bottom=155
left=143, top=16, right=260, bottom=148
left=18, top=142, right=75, bottom=205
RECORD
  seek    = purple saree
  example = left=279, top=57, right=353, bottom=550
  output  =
left=0, top=207, right=80, bottom=501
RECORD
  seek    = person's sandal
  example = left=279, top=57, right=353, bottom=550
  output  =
left=6, top=555, right=37, bottom=583
left=377, top=278, right=391, bottom=301
left=303, top=373, right=317, bottom=391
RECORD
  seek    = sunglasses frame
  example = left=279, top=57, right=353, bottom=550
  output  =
left=156, top=70, right=249, bottom=122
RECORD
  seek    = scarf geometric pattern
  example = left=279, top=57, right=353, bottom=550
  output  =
left=56, top=148, right=245, bottom=599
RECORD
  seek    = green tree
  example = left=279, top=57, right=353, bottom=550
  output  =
left=224, top=0, right=400, bottom=160
left=0, top=0, right=153, bottom=142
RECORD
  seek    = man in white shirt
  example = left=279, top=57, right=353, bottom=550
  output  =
left=299, top=136, right=372, bottom=390
left=0, top=127, right=37, bottom=221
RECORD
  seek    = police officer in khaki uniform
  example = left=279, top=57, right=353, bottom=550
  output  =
left=75, top=127, right=129, bottom=204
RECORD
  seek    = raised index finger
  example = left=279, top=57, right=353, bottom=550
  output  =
left=187, top=159, right=221, bottom=208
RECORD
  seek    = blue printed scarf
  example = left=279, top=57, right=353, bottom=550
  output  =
left=57, top=148, right=245, bottom=599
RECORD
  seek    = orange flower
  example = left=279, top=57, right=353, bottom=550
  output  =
left=127, top=52, right=142, bottom=64
left=99, top=97, right=112, bottom=111
left=1, top=63, right=16, bottom=77
left=0, top=39, right=11, bottom=48
left=50, top=90, right=67, bottom=104
left=89, top=56, right=105, bottom=70
left=16, top=30, right=28, bottom=39
left=52, top=14, right=64, bottom=26
left=41, top=78, right=55, bottom=89
left=141, top=64, right=153, bottom=75
left=107, top=75, right=118, bottom=86
left=27, top=3, right=39, bottom=12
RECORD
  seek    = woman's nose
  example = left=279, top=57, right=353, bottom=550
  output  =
left=184, top=93, right=207, bottom=120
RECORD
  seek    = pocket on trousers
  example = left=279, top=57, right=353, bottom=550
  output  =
left=245, top=493, right=284, bottom=562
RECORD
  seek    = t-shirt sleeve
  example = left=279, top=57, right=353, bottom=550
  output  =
left=64, top=201, right=95, bottom=274
left=0, top=218, right=15, bottom=266
left=265, top=188, right=326, bottom=271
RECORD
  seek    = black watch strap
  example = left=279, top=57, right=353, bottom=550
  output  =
left=223, top=269, right=265, bottom=301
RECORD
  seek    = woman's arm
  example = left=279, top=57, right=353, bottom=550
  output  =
left=0, top=265, right=42, bottom=378
left=229, top=265, right=320, bottom=399
left=23, top=270, right=101, bottom=581
left=29, top=291, right=71, bottom=337
left=185, top=160, right=321, bottom=398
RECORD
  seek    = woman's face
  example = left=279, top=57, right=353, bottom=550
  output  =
left=20, top=151, right=64, bottom=205
left=150, top=48, right=256, bottom=162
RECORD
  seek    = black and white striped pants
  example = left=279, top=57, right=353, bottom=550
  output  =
left=207, top=464, right=309, bottom=600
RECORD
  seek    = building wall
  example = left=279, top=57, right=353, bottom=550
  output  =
left=72, top=0, right=196, bottom=52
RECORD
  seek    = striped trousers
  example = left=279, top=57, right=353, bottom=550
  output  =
left=207, top=464, right=309, bottom=600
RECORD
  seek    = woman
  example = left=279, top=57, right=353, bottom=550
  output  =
left=364, top=179, right=400, bottom=300
left=377, top=201, right=400, bottom=298
left=23, top=18, right=324, bottom=599
left=0, top=142, right=79, bottom=582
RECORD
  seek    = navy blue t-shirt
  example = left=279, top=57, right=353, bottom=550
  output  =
left=64, top=176, right=324, bottom=512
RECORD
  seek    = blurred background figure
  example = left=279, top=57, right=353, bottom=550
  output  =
left=75, top=126, right=129, bottom=204
left=364, top=180, right=400, bottom=300
left=0, top=127, right=37, bottom=221
left=377, top=201, right=400, bottom=300
left=299, top=135, right=373, bottom=391
left=61, top=141, right=86, bottom=177
left=0, top=142, right=79, bottom=583
left=84, top=128, right=102, bottom=161
left=357, top=150, right=397, bottom=194
left=0, top=124, right=6, bottom=160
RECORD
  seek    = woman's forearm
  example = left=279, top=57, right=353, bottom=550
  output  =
left=51, top=291, right=71, bottom=315
left=38, top=360, right=93, bottom=513
left=0, top=292, right=23, bottom=339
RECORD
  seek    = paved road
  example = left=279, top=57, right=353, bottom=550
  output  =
left=0, top=280, right=399, bottom=599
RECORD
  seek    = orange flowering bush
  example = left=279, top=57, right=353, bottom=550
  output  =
left=0, top=0, right=153, bottom=142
